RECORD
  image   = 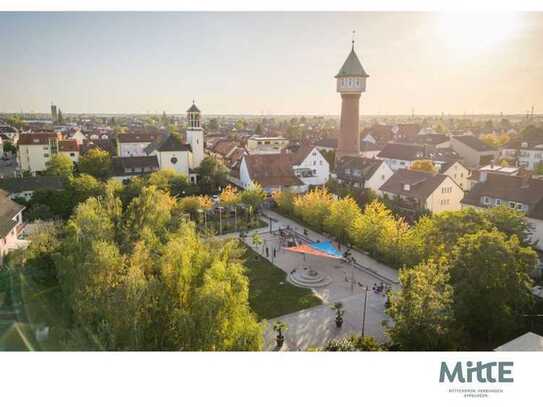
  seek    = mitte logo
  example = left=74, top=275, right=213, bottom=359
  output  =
left=439, top=361, right=514, bottom=383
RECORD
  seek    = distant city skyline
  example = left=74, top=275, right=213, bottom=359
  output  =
left=1, top=12, right=542, bottom=116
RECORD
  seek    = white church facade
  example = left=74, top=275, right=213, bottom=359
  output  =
left=112, top=102, right=205, bottom=182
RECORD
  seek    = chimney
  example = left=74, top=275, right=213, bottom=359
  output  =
left=521, top=175, right=530, bottom=189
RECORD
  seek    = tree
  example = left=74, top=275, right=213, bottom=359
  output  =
left=67, top=174, right=104, bottom=207
left=410, top=160, right=436, bottom=173
left=78, top=148, right=112, bottom=180
left=48, top=186, right=263, bottom=350
left=448, top=230, right=536, bottom=349
left=240, top=183, right=266, bottom=221
left=219, top=185, right=240, bottom=208
left=348, top=201, right=399, bottom=262
left=5, top=114, right=24, bottom=129
left=387, top=260, right=456, bottom=350
left=2, top=141, right=17, bottom=155
left=293, top=187, right=333, bottom=231
left=198, top=157, right=228, bottom=194
left=324, top=196, right=361, bottom=244
left=45, top=154, right=73, bottom=177
left=272, top=190, right=295, bottom=216
left=147, top=169, right=192, bottom=197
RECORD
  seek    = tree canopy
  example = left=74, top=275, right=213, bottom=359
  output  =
left=13, top=185, right=263, bottom=350
left=78, top=148, right=112, bottom=180
left=45, top=154, right=73, bottom=177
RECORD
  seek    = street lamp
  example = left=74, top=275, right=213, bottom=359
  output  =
left=361, top=285, right=369, bottom=337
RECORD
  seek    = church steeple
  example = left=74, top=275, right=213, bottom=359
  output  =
left=187, top=101, right=201, bottom=129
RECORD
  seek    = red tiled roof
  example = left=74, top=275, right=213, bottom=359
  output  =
left=117, top=133, right=160, bottom=143
left=18, top=132, right=58, bottom=145
left=59, top=139, right=79, bottom=152
left=380, top=169, right=449, bottom=200
left=244, top=153, right=303, bottom=188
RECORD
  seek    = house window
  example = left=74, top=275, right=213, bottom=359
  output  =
left=319, top=160, right=323, bottom=165
left=516, top=203, right=523, bottom=210
left=44, top=153, right=49, bottom=158
left=70, top=153, right=75, bottom=157
left=313, top=161, right=316, bottom=166
left=483, top=196, right=490, bottom=204
left=171, top=157, right=178, bottom=164
left=509, top=202, right=515, bottom=209
left=496, top=199, right=501, bottom=206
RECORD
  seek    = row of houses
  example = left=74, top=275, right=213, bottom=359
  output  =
left=13, top=103, right=206, bottom=183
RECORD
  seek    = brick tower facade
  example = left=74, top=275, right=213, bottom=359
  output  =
left=335, top=41, right=369, bottom=159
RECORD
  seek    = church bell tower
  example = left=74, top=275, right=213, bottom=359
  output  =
left=186, top=101, right=204, bottom=168
left=335, top=37, right=369, bottom=159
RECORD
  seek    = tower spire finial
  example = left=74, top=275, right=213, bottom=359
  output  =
left=352, top=30, right=356, bottom=50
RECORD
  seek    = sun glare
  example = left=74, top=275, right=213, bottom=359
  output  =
left=436, top=13, right=522, bottom=54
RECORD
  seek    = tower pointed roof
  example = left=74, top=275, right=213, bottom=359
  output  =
left=335, top=45, right=369, bottom=78
left=187, top=101, right=200, bottom=113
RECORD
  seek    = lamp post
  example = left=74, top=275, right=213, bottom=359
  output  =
left=361, top=285, right=368, bottom=337
left=218, top=206, right=224, bottom=235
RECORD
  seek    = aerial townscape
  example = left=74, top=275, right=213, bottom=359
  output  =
left=2, top=31, right=543, bottom=354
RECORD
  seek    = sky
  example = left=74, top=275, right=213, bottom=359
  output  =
left=1, top=12, right=543, bottom=116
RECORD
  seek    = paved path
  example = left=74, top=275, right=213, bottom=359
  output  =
left=240, top=209, right=400, bottom=351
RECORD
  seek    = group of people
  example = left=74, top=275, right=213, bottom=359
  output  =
left=372, top=283, right=391, bottom=296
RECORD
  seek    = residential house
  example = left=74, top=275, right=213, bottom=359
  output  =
left=111, top=156, right=160, bottom=181
left=17, top=132, right=60, bottom=174
left=412, top=133, right=450, bottom=149
left=289, top=145, right=330, bottom=187
left=377, top=142, right=459, bottom=172
left=335, top=156, right=393, bottom=193
left=462, top=173, right=543, bottom=249
left=392, top=123, right=422, bottom=143
left=0, top=176, right=64, bottom=201
left=116, top=132, right=161, bottom=157
left=360, top=141, right=384, bottom=159
left=379, top=169, right=464, bottom=213
left=0, top=125, right=19, bottom=143
left=246, top=135, right=289, bottom=155
left=0, top=190, right=25, bottom=263
left=58, top=139, right=79, bottom=164
left=239, top=154, right=305, bottom=193
left=314, top=138, right=337, bottom=152
left=450, top=135, right=498, bottom=167
left=361, top=124, right=395, bottom=145
left=502, top=135, right=543, bottom=170
left=438, top=161, right=470, bottom=191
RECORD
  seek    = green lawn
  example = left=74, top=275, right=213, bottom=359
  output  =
left=243, top=245, right=322, bottom=320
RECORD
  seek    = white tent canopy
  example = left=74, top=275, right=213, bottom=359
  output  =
left=494, top=332, right=543, bottom=352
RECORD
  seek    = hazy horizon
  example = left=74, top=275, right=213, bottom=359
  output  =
left=1, top=12, right=542, bottom=116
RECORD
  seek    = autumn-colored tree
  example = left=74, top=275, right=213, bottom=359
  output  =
left=272, top=190, right=295, bottom=215
left=409, top=160, right=436, bottom=173
left=293, top=187, right=333, bottom=231
left=45, top=154, right=73, bottom=177
left=324, top=196, right=362, bottom=244
left=219, top=185, right=240, bottom=208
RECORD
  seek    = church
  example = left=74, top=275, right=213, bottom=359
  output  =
left=112, top=102, right=205, bottom=183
